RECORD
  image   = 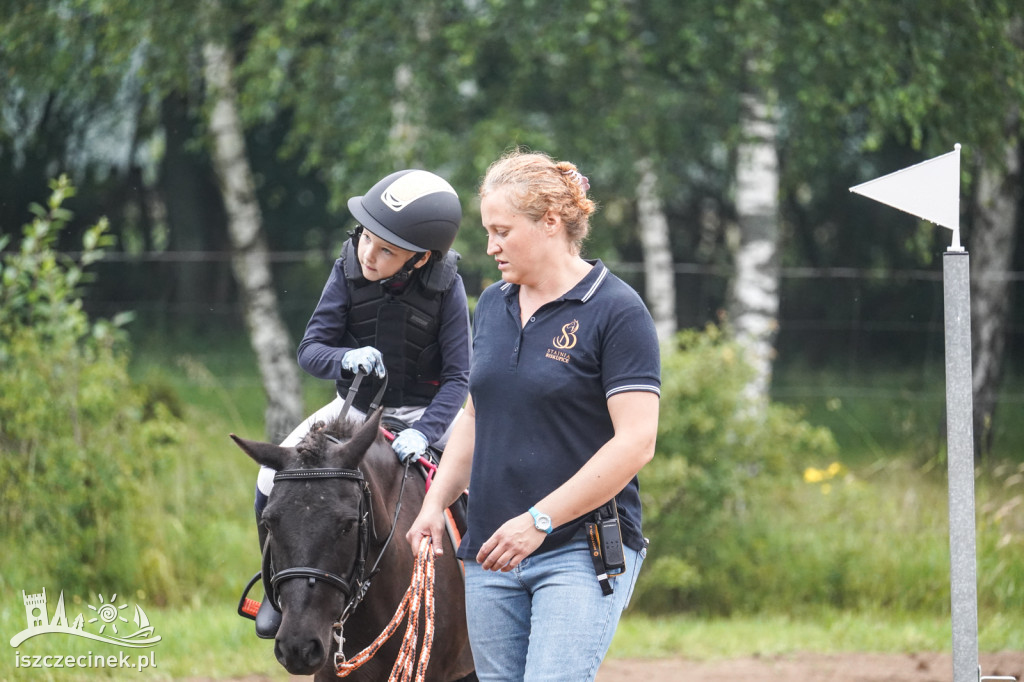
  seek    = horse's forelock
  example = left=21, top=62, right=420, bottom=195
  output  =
left=322, top=415, right=361, bottom=440
left=294, top=436, right=325, bottom=467
left=293, top=417, right=377, bottom=467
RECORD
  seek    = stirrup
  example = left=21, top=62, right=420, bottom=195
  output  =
left=237, top=572, right=281, bottom=639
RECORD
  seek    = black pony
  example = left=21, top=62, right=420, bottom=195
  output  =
left=232, top=409, right=474, bottom=681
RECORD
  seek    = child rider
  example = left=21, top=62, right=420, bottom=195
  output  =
left=252, top=169, right=472, bottom=638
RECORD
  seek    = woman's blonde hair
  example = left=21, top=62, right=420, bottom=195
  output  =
left=479, top=149, right=596, bottom=254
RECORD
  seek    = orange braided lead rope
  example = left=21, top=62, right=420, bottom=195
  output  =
left=335, top=537, right=437, bottom=681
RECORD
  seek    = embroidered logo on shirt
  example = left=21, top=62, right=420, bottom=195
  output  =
left=552, top=319, right=579, bottom=350
left=545, top=319, right=578, bottom=364
left=545, top=348, right=571, bottom=364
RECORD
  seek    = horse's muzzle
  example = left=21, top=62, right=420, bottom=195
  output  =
left=275, top=631, right=328, bottom=676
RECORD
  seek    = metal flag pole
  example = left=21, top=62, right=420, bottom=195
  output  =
left=945, top=257, right=1016, bottom=682
left=942, top=249, right=980, bottom=682
left=851, top=145, right=1017, bottom=682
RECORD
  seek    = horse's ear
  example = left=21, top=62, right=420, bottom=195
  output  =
left=327, top=409, right=383, bottom=467
left=230, top=434, right=295, bottom=471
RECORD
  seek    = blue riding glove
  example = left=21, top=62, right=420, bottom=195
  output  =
left=341, top=346, right=386, bottom=379
left=391, top=428, right=429, bottom=463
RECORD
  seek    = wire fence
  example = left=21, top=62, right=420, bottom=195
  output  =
left=76, top=251, right=1024, bottom=402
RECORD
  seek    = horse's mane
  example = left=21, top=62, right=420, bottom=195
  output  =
left=294, top=416, right=381, bottom=468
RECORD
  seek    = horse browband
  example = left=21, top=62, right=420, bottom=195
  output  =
left=274, top=468, right=364, bottom=482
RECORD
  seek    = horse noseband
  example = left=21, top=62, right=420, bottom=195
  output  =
left=262, top=468, right=372, bottom=612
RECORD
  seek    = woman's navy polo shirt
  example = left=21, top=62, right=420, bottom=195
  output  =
left=457, top=260, right=661, bottom=560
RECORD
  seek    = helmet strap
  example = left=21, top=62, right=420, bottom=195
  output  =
left=348, top=226, right=363, bottom=247
left=378, top=252, right=426, bottom=289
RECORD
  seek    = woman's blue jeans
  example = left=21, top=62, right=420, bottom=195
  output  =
left=463, top=531, right=646, bottom=681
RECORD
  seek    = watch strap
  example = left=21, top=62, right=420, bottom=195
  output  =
left=528, top=506, right=552, bottom=534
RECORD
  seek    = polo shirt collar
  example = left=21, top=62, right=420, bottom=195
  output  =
left=500, top=259, right=609, bottom=303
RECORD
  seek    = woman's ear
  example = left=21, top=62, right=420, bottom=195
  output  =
left=541, top=209, right=561, bottom=236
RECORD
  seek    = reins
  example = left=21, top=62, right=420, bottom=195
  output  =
left=338, top=367, right=387, bottom=423
left=333, top=364, right=439, bottom=678
left=334, top=536, right=436, bottom=681
left=335, top=453, right=412, bottom=625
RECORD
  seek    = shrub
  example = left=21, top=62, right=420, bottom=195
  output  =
left=0, top=177, right=183, bottom=601
left=633, top=325, right=839, bottom=614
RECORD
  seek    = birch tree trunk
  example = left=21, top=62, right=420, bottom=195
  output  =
left=728, top=91, right=781, bottom=403
left=202, top=40, right=304, bottom=442
left=970, top=121, right=1021, bottom=456
left=635, top=158, right=676, bottom=342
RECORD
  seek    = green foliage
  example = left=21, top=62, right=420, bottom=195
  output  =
left=976, top=461, right=1024, bottom=611
left=4, top=0, right=1022, bottom=342
left=634, top=325, right=840, bottom=613
left=771, top=364, right=948, bottom=465
left=0, top=177, right=235, bottom=605
left=0, top=177, right=135, bottom=594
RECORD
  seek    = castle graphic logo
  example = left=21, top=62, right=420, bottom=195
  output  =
left=10, top=588, right=161, bottom=649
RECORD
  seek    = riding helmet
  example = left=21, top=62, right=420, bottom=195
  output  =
left=347, top=170, right=462, bottom=254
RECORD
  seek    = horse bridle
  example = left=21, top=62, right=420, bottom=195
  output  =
left=258, top=368, right=415, bottom=654
left=260, top=448, right=413, bottom=629
left=261, top=466, right=373, bottom=615
left=261, top=367, right=390, bottom=613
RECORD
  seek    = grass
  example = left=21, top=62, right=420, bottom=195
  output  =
left=610, top=609, right=1024, bottom=659
left=4, top=605, right=1022, bottom=681
left=772, top=364, right=945, bottom=464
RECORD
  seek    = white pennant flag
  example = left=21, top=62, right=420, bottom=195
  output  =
left=850, top=144, right=962, bottom=250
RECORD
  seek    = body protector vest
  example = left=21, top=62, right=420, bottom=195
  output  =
left=335, top=239, right=460, bottom=412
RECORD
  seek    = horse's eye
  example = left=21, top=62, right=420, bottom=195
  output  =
left=336, top=518, right=358, bottom=535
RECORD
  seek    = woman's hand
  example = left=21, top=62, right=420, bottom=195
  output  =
left=476, top=512, right=546, bottom=571
left=406, top=506, right=448, bottom=556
